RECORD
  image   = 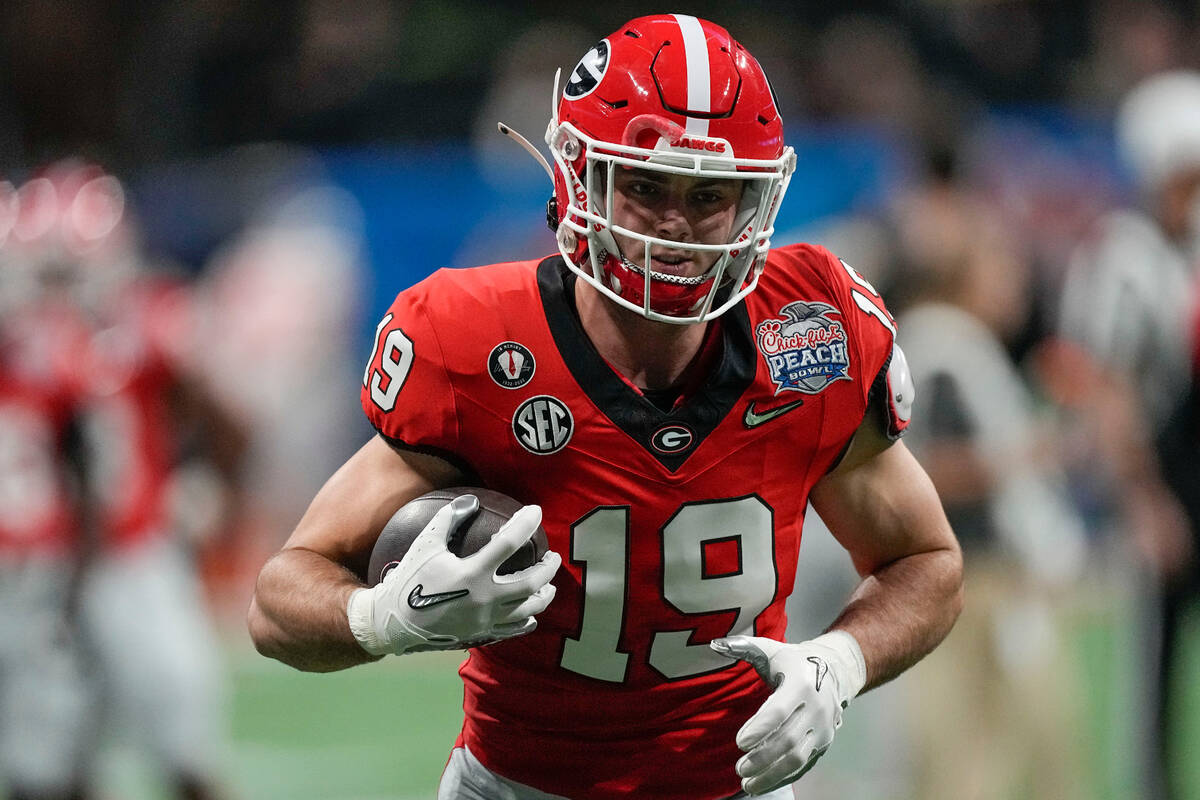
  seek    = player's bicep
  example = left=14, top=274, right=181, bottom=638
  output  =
left=809, top=438, right=956, bottom=580
left=283, top=435, right=465, bottom=577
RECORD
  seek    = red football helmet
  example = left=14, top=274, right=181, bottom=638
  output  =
left=546, top=14, right=795, bottom=324
left=2, top=160, right=134, bottom=309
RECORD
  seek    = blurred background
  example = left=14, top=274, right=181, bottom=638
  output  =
left=1, top=1, right=1199, bottom=799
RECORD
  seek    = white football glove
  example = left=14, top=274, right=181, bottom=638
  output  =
left=711, top=630, right=867, bottom=795
left=347, top=495, right=561, bottom=656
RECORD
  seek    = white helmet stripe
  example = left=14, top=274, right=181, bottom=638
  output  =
left=671, top=14, right=711, bottom=137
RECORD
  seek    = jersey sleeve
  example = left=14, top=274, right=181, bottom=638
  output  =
left=819, top=249, right=912, bottom=438
left=360, top=283, right=460, bottom=455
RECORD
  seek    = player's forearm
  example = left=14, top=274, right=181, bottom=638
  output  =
left=248, top=548, right=382, bottom=672
left=826, top=543, right=963, bottom=692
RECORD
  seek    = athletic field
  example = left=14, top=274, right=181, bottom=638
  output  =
left=46, top=601, right=1200, bottom=800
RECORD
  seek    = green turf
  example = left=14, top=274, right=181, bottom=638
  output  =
left=13, top=601, right=1197, bottom=800
left=1169, top=601, right=1200, bottom=800
left=228, top=650, right=466, bottom=799
left=1069, top=601, right=1140, bottom=800
left=218, top=605, right=1200, bottom=800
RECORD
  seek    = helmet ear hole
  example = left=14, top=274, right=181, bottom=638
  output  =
left=546, top=196, right=559, bottom=232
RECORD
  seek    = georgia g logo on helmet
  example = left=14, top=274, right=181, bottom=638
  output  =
left=545, top=14, right=797, bottom=326
left=564, top=40, right=609, bottom=100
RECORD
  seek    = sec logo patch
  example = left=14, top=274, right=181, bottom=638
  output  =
left=488, top=341, right=536, bottom=389
left=513, top=395, right=573, bottom=455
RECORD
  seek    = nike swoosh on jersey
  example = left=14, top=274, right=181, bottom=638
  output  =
left=407, top=584, right=470, bottom=610
left=742, top=398, right=805, bottom=428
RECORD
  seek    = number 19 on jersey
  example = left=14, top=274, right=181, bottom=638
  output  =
left=561, top=496, right=777, bottom=682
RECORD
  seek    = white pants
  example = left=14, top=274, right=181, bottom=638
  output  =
left=0, top=558, right=95, bottom=793
left=80, top=536, right=227, bottom=776
left=438, top=745, right=794, bottom=800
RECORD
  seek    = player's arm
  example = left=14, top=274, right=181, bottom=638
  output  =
left=712, top=395, right=962, bottom=795
left=248, top=435, right=561, bottom=672
left=247, top=435, right=463, bottom=672
left=164, top=371, right=250, bottom=542
left=809, top=404, right=963, bottom=690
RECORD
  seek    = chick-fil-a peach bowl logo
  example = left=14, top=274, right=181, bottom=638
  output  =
left=755, top=301, right=852, bottom=394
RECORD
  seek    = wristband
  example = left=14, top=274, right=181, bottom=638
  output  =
left=347, top=587, right=389, bottom=656
left=811, top=629, right=868, bottom=701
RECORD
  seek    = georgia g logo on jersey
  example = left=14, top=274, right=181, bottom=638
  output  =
left=755, top=301, right=852, bottom=395
left=564, top=40, right=609, bottom=99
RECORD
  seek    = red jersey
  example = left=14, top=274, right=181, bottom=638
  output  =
left=362, top=245, right=902, bottom=800
left=66, top=280, right=190, bottom=549
left=0, top=306, right=81, bottom=556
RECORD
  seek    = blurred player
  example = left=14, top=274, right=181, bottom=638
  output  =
left=5, top=161, right=244, bottom=800
left=0, top=178, right=95, bottom=800
left=892, top=172, right=1089, bottom=799
left=249, top=15, right=963, bottom=799
left=1058, top=70, right=1200, bottom=800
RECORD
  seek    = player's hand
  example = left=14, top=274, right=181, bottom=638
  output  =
left=347, top=495, right=561, bottom=656
left=711, top=631, right=867, bottom=795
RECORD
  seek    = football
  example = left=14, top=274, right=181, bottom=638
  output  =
left=367, top=487, right=548, bottom=586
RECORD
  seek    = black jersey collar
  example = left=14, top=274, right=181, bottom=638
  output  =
left=536, top=256, right=756, bottom=471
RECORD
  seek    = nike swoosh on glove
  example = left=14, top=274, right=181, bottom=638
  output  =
left=711, top=631, right=867, bottom=795
left=348, top=495, right=561, bottom=656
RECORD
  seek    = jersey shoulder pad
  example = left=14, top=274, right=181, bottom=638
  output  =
left=761, top=242, right=839, bottom=296
left=360, top=262, right=540, bottom=451
left=412, top=260, right=541, bottom=320
left=762, top=242, right=899, bottom=401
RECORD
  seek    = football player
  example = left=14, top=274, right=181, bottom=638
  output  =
left=249, top=15, right=963, bottom=799
left=0, top=190, right=95, bottom=800
left=1057, top=70, right=1200, bottom=800
left=5, top=162, right=242, bottom=800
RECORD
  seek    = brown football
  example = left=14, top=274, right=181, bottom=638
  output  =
left=367, top=487, right=548, bottom=586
